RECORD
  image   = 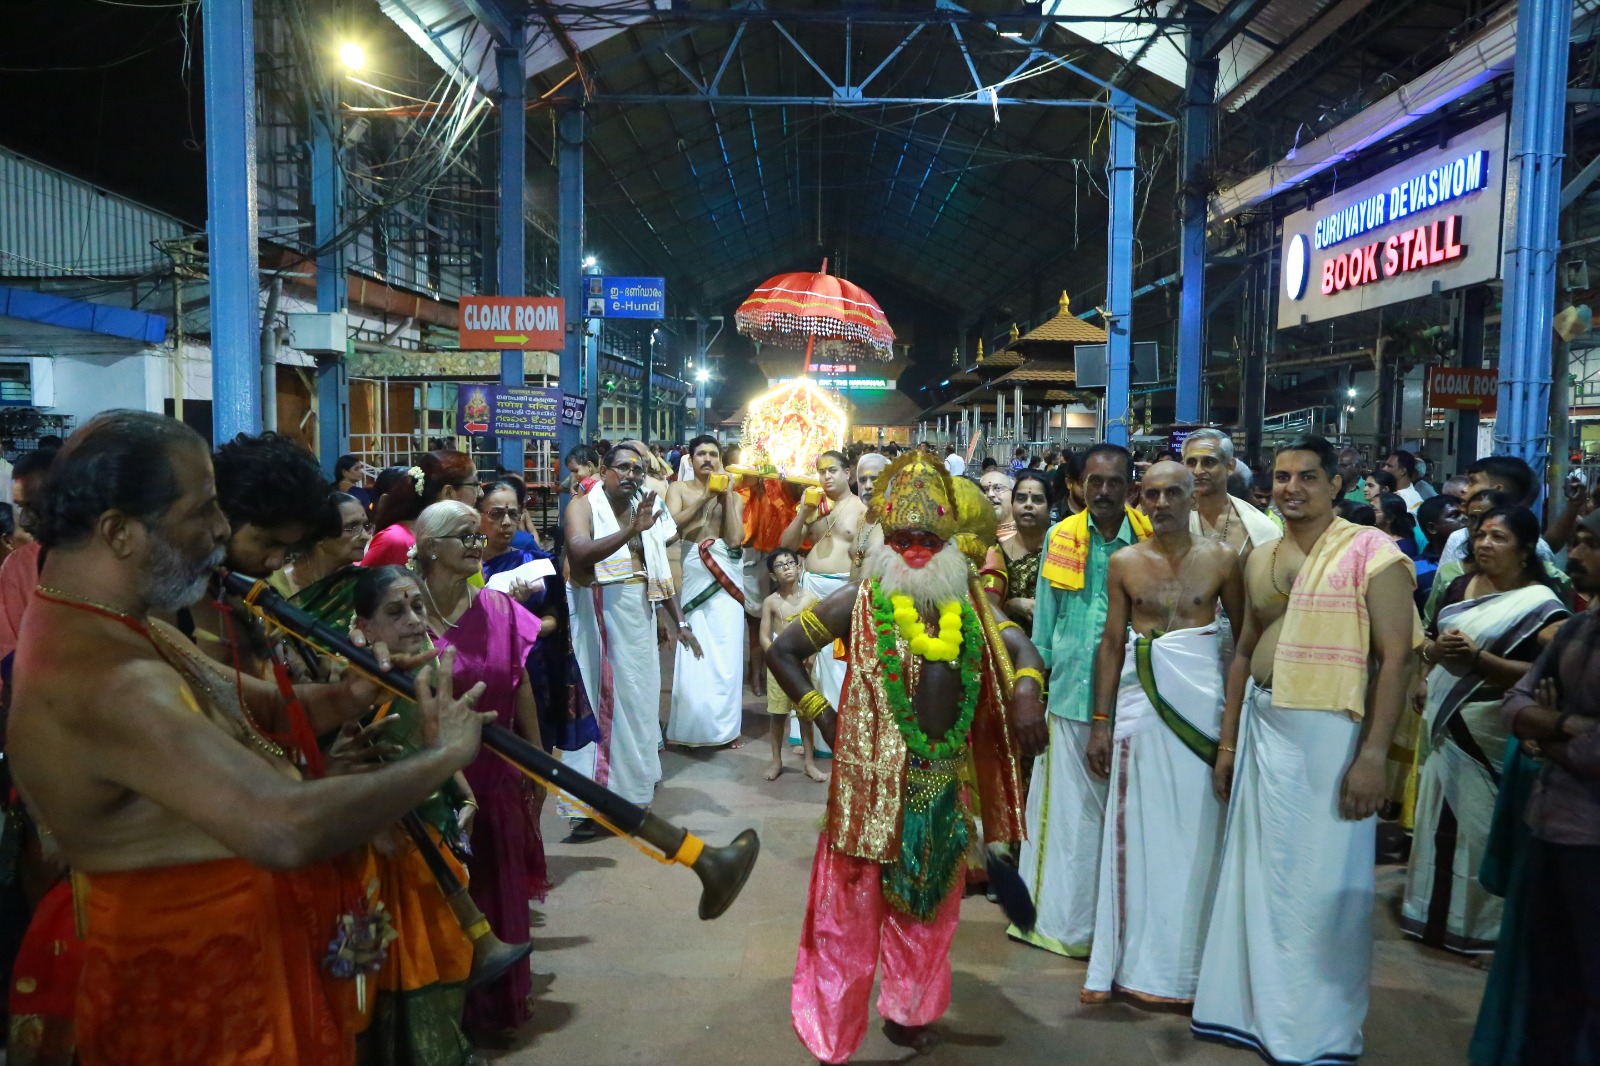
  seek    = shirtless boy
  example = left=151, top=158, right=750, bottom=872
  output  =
left=758, top=548, right=824, bottom=782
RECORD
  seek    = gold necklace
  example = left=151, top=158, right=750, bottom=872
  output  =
left=420, top=579, right=470, bottom=630
left=35, top=585, right=144, bottom=626
left=1268, top=538, right=1292, bottom=598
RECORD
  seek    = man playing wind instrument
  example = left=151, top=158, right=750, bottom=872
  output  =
left=767, top=450, right=1047, bottom=1064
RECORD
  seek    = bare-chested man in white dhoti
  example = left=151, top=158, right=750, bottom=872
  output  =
left=1082, top=460, right=1242, bottom=1007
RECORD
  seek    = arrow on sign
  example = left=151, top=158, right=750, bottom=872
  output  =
left=493, top=335, right=529, bottom=345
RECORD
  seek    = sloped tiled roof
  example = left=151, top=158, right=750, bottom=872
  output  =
left=1019, top=292, right=1109, bottom=346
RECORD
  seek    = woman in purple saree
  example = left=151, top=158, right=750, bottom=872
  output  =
left=413, top=501, right=547, bottom=1042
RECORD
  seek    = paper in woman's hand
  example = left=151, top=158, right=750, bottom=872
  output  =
left=485, top=558, right=557, bottom=594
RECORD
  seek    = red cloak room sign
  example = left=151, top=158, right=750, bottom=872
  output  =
left=458, top=296, right=564, bottom=350
left=1426, top=367, right=1498, bottom=412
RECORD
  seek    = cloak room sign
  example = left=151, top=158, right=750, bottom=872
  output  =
left=458, top=296, right=564, bottom=350
left=1277, top=113, right=1507, bottom=329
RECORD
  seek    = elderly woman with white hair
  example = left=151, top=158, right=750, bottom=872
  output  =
left=411, top=500, right=546, bottom=1043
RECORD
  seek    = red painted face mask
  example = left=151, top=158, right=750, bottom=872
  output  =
left=886, top=530, right=943, bottom=569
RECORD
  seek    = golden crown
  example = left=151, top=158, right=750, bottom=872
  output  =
left=877, top=450, right=959, bottom=542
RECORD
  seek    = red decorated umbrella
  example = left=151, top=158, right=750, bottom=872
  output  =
left=735, top=259, right=896, bottom=363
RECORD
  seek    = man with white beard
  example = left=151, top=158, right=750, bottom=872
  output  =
left=768, top=449, right=1047, bottom=1064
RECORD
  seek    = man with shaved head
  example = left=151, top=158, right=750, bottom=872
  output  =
left=1082, top=460, right=1244, bottom=1007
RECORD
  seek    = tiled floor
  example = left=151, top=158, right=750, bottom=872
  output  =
left=494, top=678, right=1487, bottom=1065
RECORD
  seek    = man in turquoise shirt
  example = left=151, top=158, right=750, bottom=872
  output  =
left=1010, top=443, right=1141, bottom=957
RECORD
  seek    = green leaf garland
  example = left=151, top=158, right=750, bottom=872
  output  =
left=868, top=579, right=982, bottom=760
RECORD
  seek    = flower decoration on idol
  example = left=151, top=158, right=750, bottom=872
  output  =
left=731, top=378, right=847, bottom=482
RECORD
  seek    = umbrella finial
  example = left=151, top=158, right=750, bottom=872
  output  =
left=976, top=338, right=985, bottom=364
left=1009, top=322, right=1020, bottom=342
left=1059, top=291, right=1071, bottom=315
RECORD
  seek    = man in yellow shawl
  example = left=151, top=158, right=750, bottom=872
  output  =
left=1010, top=443, right=1150, bottom=959
left=767, top=450, right=1046, bottom=1064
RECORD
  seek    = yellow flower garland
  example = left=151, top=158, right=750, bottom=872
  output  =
left=889, top=593, right=964, bottom=662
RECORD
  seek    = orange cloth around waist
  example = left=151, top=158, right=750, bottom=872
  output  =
left=372, top=828, right=472, bottom=995
left=76, top=857, right=357, bottom=1066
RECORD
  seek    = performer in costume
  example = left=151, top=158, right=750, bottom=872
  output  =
left=1011, top=443, right=1149, bottom=958
left=665, top=436, right=745, bottom=747
left=1081, top=462, right=1243, bottom=1006
left=767, top=450, right=1047, bottom=1064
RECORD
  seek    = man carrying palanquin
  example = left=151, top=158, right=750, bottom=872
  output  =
left=664, top=435, right=746, bottom=748
left=1081, top=461, right=1242, bottom=1006
left=767, top=449, right=1047, bottom=1064
left=6, top=410, right=493, bottom=1066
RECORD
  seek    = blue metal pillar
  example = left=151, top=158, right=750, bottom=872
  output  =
left=1176, top=9, right=1216, bottom=425
left=312, top=112, right=348, bottom=476
left=497, top=24, right=527, bottom=476
left=557, top=97, right=585, bottom=490
left=1104, top=90, right=1136, bottom=447
left=1493, top=0, right=1572, bottom=484
left=202, top=0, right=262, bottom=441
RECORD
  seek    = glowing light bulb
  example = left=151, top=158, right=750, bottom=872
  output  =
left=339, top=42, right=366, bottom=70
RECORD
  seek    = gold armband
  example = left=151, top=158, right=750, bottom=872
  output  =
left=797, top=608, right=833, bottom=648
left=995, top=620, right=1021, bottom=635
left=1013, top=667, right=1044, bottom=689
left=796, top=690, right=833, bottom=721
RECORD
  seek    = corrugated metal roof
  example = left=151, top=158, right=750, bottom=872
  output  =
left=1045, top=0, right=1334, bottom=101
left=375, top=0, right=641, bottom=92
left=0, top=149, right=190, bottom=279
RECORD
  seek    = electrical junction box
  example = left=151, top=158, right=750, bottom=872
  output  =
left=285, top=312, right=348, bottom=354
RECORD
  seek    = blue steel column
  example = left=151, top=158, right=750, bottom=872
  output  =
left=557, top=98, right=585, bottom=491
left=497, top=24, right=526, bottom=475
left=1104, top=90, right=1136, bottom=447
left=1176, top=10, right=1216, bottom=425
left=202, top=0, right=262, bottom=440
left=312, top=110, right=347, bottom=476
left=1493, top=0, right=1573, bottom=482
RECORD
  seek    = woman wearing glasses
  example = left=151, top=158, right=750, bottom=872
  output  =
left=479, top=482, right=598, bottom=756
left=411, top=501, right=547, bottom=1043
left=268, top=492, right=373, bottom=598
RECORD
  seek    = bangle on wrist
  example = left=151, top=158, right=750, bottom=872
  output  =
left=1091, top=712, right=1110, bottom=722
left=1217, top=742, right=1236, bottom=754
left=1472, top=647, right=1484, bottom=672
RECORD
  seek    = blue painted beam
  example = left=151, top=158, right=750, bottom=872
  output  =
left=1493, top=0, right=1573, bottom=485
left=0, top=286, right=167, bottom=344
left=497, top=23, right=527, bottom=476
left=557, top=98, right=585, bottom=502
left=1176, top=8, right=1216, bottom=425
left=312, top=113, right=348, bottom=476
left=202, top=0, right=262, bottom=441
left=1199, top=0, right=1273, bottom=60
left=1104, top=90, right=1136, bottom=447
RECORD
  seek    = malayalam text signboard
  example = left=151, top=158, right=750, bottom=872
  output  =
left=457, top=383, right=561, bottom=439
left=1426, top=367, right=1498, bottom=412
left=1278, top=113, right=1507, bottom=329
left=459, top=296, right=564, bottom=350
left=600, top=276, right=665, bottom=319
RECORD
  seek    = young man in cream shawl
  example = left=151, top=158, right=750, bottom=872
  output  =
left=1192, top=433, right=1418, bottom=1065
